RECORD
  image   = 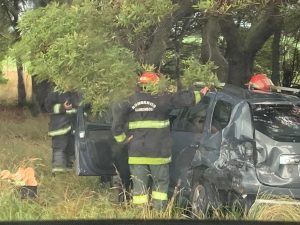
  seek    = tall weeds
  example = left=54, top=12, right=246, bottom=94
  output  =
left=1, top=108, right=300, bottom=221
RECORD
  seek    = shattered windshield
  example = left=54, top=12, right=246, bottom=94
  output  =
left=252, top=104, right=300, bottom=142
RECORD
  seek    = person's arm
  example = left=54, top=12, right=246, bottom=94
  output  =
left=169, top=87, right=209, bottom=109
left=45, top=91, right=72, bottom=114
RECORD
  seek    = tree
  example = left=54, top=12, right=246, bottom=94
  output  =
left=14, top=1, right=139, bottom=112
left=0, top=0, right=14, bottom=84
left=195, top=0, right=284, bottom=85
left=1, top=0, right=31, bottom=106
left=280, top=3, right=300, bottom=87
left=15, top=0, right=299, bottom=114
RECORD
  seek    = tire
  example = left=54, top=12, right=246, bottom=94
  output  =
left=191, top=182, right=208, bottom=217
left=190, top=180, right=219, bottom=218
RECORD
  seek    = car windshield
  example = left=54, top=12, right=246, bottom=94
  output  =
left=253, top=104, right=300, bottom=142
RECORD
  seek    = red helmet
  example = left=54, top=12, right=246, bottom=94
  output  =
left=247, top=73, right=274, bottom=92
left=138, top=72, right=159, bottom=85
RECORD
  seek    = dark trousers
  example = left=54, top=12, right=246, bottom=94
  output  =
left=52, top=132, right=75, bottom=168
left=130, top=164, right=169, bottom=210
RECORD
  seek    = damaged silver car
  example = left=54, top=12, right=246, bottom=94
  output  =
left=169, top=84, right=300, bottom=215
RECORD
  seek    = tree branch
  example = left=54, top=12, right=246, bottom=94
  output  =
left=143, top=0, right=197, bottom=66
left=219, top=15, right=243, bottom=53
left=245, top=3, right=281, bottom=55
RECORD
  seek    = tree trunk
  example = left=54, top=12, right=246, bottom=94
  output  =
left=16, top=59, right=26, bottom=107
left=226, top=52, right=254, bottom=85
left=29, top=76, right=52, bottom=116
left=271, top=26, right=282, bottom=85
left=141, top=0, right=196, bottom=66
left=271, top=7, right=283, bottom=86
left=219, top=2, right=282, bottom=86
left=201, top=15, right=228, bottom=82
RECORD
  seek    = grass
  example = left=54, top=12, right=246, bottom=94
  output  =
left=1, top=106, right=300, bottom=221
left=0, top=106, right=187, bottom=220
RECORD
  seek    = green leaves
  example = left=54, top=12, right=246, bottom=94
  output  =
left=181, top=57, right=219, bottom=88
left=14, top=1, right=138, bottom=112
left=116, top=0, right=174, bottom=42
left=194, top=0, right=269, bottom=15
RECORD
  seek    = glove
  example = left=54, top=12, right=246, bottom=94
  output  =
left=200, top=86, right=209, bottom=96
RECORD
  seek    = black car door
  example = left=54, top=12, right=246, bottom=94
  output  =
left=74, top=106, right=117, bottom=176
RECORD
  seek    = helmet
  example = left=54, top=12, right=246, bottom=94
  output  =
left=138, top=72, right=159, bottom=85
left=247, top=73, right=274, bottom=92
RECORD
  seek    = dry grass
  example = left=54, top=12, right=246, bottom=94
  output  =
left=248, top=196, right=300, bottom=221
left=0, top=107, right=187, bottom=220
left=1, top=107, right=300, bottom=221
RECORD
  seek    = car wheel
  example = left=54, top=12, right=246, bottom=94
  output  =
left=191, top=181, right=218, bottom=218
left=191, top=182, right=208, bottom=217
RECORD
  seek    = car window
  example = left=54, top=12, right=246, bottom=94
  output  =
left=253, top=104, right=300, bottom=142
left=172, top=96, right=211, bottom=132
left=211, top=100, right=233, bottom=134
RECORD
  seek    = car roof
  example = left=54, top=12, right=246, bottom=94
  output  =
left=217, top=84, right=300, bottom=105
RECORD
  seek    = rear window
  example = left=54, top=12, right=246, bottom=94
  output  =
left=253, top=104, right=300, bottom=142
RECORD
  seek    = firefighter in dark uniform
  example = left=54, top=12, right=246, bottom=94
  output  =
left=111, top=72, right=208, bottom=210
left=45, top=86, right=81, bottom=173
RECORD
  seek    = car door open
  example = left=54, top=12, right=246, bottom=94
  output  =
left=75, top=106, right=116, bottom=176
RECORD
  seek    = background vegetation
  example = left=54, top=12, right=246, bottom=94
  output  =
left=1, top=0, right=300, bottom=221
left=1, top=0, right=299, bottom=112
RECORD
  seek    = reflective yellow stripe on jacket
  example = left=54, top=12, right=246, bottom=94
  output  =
left=128, top=156, right=171, bottom=165
left=128, top=120, right=170, bottom=129
left=53, top=104, right=62, bottom=114
left=48, top=126, right=72, bottom=136
left=66, top=108, right=77, bottom=114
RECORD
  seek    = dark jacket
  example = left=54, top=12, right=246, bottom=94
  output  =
left=45, top=90, right=81, bottom=136
left=111, top=90, right=202, bottom=165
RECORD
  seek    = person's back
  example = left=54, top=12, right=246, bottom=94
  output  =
left=111, top=71, right=208, bottom=211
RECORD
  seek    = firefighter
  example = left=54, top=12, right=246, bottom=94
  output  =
left=111, top=72, right=209, bottom=211
left=247, top=73, right=274, bottom=92
left=45, top=85, right=81, bottom=173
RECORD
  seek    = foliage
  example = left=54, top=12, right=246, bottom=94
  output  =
left=181, top=57, right=219, bottom=88
left=194, top=0, right=268, bottom=14
left=13, top=1, right=138, bottom=112
left=12, top=0, right=182, bottom=112
left=255, top=38, right=272, bottom=75
left=0, top=3, right=13, bottom=84
left=141, top=74, right=177, bottom=95
left=116, top=0, right=174, bottom=42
